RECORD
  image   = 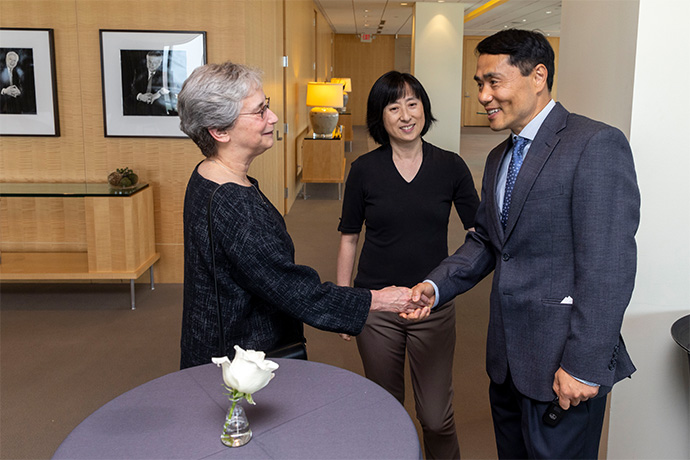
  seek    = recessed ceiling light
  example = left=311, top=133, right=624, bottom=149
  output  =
left=546, top=11, right=552, bottom=14
left=522, top=19, right=527, bottom=22
left=364, top=9, right=369, bottom=13
left=401, top=2, right=408, bottom=5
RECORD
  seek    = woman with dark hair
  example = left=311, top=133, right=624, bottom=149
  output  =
left=336, top=71, right=479, bottom=459
left=178, top=62, right=429, bottom=369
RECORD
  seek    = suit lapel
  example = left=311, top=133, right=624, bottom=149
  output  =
left=503, top=103, right=568, bottom=240
left=486, top=137, right=512, bottom=241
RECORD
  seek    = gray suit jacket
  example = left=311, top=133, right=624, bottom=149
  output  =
left=428, top=102, right=639, bottom=401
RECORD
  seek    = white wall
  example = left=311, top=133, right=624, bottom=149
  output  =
left=558, top=0, right=638, bottom=138
left=412, top=3, right=464, bottom=153
left=559, top=1, right=690, bottom=458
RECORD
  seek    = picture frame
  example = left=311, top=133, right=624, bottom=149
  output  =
left=99, top=29, right=206, bottom=138
left=0, top=28, right=59, bottom=136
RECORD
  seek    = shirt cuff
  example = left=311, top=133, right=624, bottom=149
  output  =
left=573, top=375, right=600, bottom=387
left=423, top=279, right=440, bottom=308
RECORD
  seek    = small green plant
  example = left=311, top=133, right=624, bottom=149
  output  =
left=108, top=167, right=139, bottom=188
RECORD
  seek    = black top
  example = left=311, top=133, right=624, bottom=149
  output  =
left=338, top=141, right=479, bottom=290
left=182, top=163, right=371, bottom=368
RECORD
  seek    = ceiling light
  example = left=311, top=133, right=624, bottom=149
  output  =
left=546, top=11, right=552, bottom=14
left=401, top=2, right=408, bottom=5
left=522, top=19, right=527, bottom=22
left=364, top=9, right=369, bottom=13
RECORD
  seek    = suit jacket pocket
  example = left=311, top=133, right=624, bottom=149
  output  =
left=541, top=298, right=573, bottom=308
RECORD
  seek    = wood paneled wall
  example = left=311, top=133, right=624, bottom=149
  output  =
left=333, top=35, right=396, bottom=126
left=242, top=0, right=284, bottom=214
left=315, top=8, right=333, bottom=83
left=0, top=0, right=302, bottom=283
left=0, top=0, right=86, bottom=182
left=284, top=0, right=315, bottom=211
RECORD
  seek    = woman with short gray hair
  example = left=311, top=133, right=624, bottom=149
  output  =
left=178, top=61, right=429, bottom=368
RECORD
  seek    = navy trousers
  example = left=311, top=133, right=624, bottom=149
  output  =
left=489, top=370, right=608, bottom=459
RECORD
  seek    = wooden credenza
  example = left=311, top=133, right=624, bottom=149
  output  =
left=300, top=132, right=346, bottom=199
left=0, top=183, right=160, bottom=309
left=339, top=112, right=353, bottom=142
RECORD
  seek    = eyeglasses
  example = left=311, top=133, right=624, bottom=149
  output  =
left=238, top=97, right=270, bottom=119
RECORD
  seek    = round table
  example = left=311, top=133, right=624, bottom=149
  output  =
left=52, top=359, right=422, bottom=459
left=671, top=314, right=690, bottom=367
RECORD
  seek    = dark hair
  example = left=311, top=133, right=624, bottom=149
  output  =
left=476, top=29, right=555, bottom=92
left=366, top=71, right=436, bottom=145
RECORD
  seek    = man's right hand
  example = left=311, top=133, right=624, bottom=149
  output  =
left=411, top=282, right=436, bottom=307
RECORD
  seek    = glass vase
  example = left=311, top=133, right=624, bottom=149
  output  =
left=221, top=398, right=252, bottom=447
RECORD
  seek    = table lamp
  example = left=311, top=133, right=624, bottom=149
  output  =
left=330, top=78, right=352, bottom=113
left=306, top=82, right=344, bottom=139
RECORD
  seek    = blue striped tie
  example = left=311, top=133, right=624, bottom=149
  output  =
left=501, top=136, right=528, bottom=229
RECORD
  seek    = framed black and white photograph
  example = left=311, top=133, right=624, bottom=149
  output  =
left=0, top=28, right=59, bottom=136
left=99, top=30, right=206, bottom=137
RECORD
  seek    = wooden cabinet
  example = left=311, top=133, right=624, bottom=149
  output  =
left=301, top=133, right=346, bottom=199
left=0, top=183, right=160, bottom=309
left=339, top=112, right=353, bottom=142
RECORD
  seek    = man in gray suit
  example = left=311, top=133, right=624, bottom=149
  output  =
left=411, top=29, right=639, bottom=459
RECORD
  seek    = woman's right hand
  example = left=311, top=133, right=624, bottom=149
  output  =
left=370, top=286, right=430, bottom=314
left=339, top=333, right=352, bottom=341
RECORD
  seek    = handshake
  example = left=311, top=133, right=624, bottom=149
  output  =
left=370, top=283, right=436, bottom=321
left=340, top=283, right=437, bottom=341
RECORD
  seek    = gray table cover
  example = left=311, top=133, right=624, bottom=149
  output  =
left=52, top=359, right=422, bottom=459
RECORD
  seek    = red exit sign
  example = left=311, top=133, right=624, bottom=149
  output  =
left=361, top=34, right=373, bottom=43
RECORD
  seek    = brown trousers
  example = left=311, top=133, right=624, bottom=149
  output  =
left=356, top=303, right=461, bottom=460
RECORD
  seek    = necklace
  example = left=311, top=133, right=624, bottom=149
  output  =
left=211, top=159, right=265, bottom=205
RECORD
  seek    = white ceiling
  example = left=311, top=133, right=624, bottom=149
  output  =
left=314, top=0, right=562, bottom=37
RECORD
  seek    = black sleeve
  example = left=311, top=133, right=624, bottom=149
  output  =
left=216, top=196, right=371, bottom=336
left=338, top=158, right=366, bottom=234
left=451, top=153, right=480, bottom=229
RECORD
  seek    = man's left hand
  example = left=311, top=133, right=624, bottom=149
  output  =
left=552, top=367, right=599, bottom=410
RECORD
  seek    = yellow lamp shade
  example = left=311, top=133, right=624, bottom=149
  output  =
left=306, top=82, right=343, bottom=138
left=306, top=82, right=344, bottom=108
left=330, top=78, right=352, bottom=114
left=331, top=77, right=352, bottom=93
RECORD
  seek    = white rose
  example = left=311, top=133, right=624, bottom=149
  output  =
left=212, top=346, right=279, bottom=399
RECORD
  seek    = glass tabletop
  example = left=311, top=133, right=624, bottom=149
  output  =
left=0, top=182, right=149, bottom=197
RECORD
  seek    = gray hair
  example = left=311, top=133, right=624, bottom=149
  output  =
left=178, top=61, right=262, bottom=157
